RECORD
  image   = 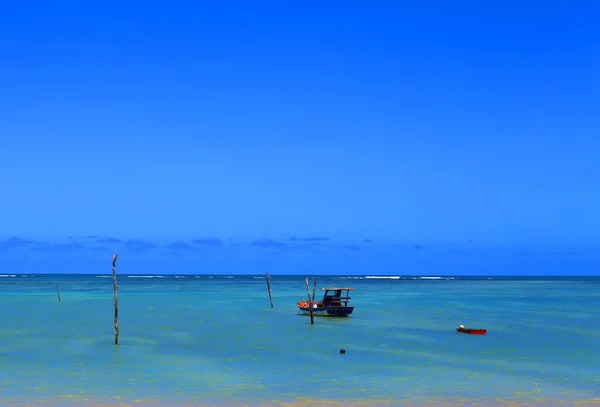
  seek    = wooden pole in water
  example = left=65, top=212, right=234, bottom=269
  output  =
left=312, top=276, right=317, bottom=306
left=112, top=253, right=119, bottom=345
left=305, top=277, right=314, bottom=324
left=266, top=271, right=274, bottom=308
left=56, top=283, right=61, bottom=302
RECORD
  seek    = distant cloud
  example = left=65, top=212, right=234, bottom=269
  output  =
left=289, top=236, right=330, bottom=242
left=192, top=237, right=223, bottom=246
left=362, top=239, right=373, bottom=243
left=0, top=236, right=160, bottom=253
left=290, top=242, right=314, bottom=250
left=251, top=238, right=287, bottom=248
left=30, top=242, right=52, bottom=251
left=344, top=244, right=360, bottom=251
left=0, top=236, right=34, bottom=250
left=412, top=244, right=424, bottom=251
left=0, top=237, right=89, bottom=252
left=95, top=237, right=122, bottom=244
left=226, top=238, right=244, bottom=247
left=89, top=245, right=109, bottom=251
left=165, top=241, right=197, bottom=251
left=31, top=242, right=86, bottom=251
left=515, top=250, right=533, bottom=257
left=548, top=251, right=578, bottom=256
left=82, top=236, right=121, bottom=245
left=124, top=239, right=156, bottom=252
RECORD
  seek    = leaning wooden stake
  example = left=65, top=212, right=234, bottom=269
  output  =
left=312, top=276, right=317, bottom=307
left=305, top=277, right=314, bottom=324
left=56, top=283, right=61, bottom=302
left=266, top=271, right=274, bottom=308
left=112, top=253, right=119, bottom=345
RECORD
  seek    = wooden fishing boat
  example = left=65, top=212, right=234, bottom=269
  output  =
left=297, top=287, right=355, bottom=317
left=456, top=325, right=487, bottom=335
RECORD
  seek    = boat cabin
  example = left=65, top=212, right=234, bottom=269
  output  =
left=321, top=287, right=353, bottom=307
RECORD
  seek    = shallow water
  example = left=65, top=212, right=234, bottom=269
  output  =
left=1, top=274, right=599, bottom=406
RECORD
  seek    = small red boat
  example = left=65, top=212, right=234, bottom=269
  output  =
left=297, top=288, right=355, bottom=317
left=456, top=325, right=487, bottom=335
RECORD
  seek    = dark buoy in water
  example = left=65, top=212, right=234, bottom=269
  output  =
left=340, top=348, right=346, bottom=354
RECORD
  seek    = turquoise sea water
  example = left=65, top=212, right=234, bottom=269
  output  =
left=1, top=274, right=599, bottom=406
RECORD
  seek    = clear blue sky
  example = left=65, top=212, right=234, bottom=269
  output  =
left=0, top=2, right=598, bottom=274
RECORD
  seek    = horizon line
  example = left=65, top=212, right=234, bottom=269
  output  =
left=2, top=273, right=598, bottom=278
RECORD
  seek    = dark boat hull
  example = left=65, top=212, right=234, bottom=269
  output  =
left=297, top=302, right=354, bottom=317
left=456, top=328, right=487, bottom=335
